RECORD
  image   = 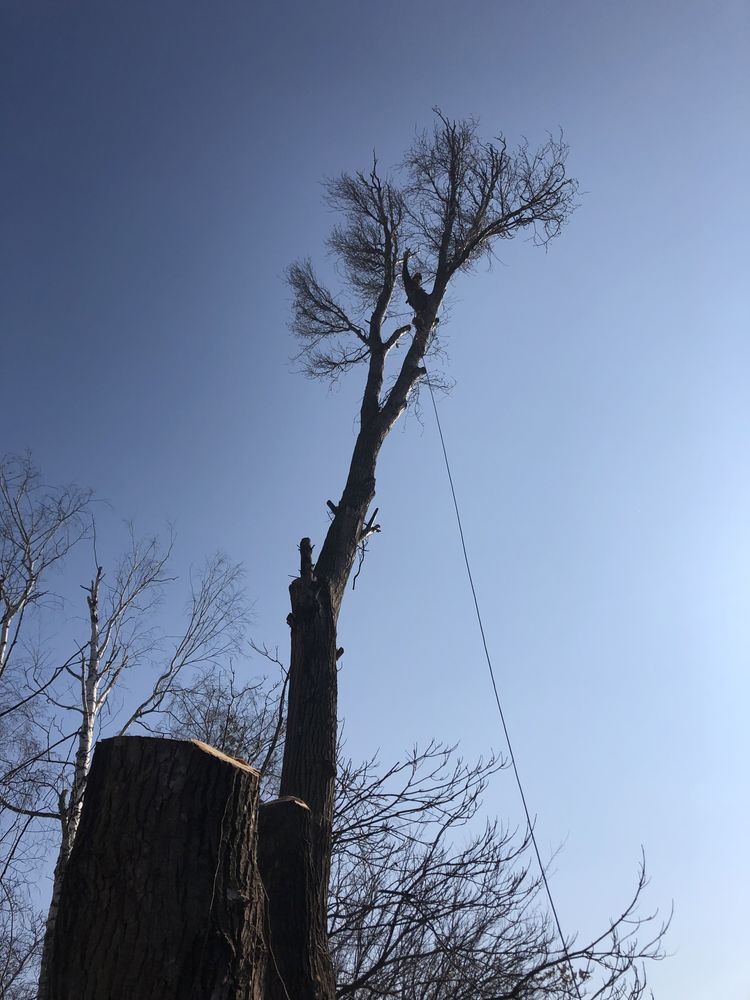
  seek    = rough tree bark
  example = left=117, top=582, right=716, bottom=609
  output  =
left=279, top=540, right=340, bottom=997
left=44, top=736, right=266, bottom=1000
left=258, top=797, right=330, bottom=1000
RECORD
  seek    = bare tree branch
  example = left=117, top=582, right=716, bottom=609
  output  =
left=159, top=664, right=667, bottom=1000
left=118, top=553, right=247, bottom=733
left=0, top=453, right=93, bottom=683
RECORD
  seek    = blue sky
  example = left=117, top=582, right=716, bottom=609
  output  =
left=3, top=1, right=749, bottom=996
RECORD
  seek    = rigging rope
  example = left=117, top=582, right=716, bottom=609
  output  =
left=425, top=373, right=585, bottom=1000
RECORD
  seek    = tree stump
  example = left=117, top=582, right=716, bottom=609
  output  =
left=45, top=736, right=266, bottom=1000
left=258, top=797, right=335, bottom=1000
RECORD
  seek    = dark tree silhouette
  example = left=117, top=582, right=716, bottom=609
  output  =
left=281, top=111, right=578, bottom=995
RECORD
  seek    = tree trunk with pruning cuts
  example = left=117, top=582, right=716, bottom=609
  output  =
left=279, top=462, right=379, bottom=997
left=279, top=419, right=407, bottom=999
left=279, top=113, right=578, bottom=1000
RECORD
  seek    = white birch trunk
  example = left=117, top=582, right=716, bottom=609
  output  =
left=0, top=618, right=10, bottom=678
left=38, top=571, right=102, bottom=1000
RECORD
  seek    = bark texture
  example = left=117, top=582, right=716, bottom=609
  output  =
left=258, top=797, right=335, bottom=1000
left=45, top=736, right=266, bottom=1000
left=280, top=542, right=339, bottom=998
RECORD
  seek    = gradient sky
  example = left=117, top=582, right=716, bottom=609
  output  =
left=3, top=2, right=749, bottom=997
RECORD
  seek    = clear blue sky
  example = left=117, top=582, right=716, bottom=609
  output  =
left=3, top=2, right=749, bottom=997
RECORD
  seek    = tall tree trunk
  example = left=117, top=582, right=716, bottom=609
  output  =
left=279, top=540, right=339, bottom=999
left=43, top=736, right=266, bottom=1000
left=278, top=426, right=381, bottom=999
left=277, top=339, right=429, bottom=999
left=38, top=684, right=98, bottom=997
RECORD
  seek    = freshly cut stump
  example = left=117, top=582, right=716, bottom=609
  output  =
left=258, top=796, right=333, bottom=1000
left=46, top=736, right=266, bottom=1000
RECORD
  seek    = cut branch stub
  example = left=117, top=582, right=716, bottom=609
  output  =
left=300, top=537, right=314, bottom=580
left=359, top=507, right=380, bottom=542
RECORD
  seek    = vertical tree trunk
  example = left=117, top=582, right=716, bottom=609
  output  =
left=279, top=540, right=338, bottom=999
left=258, top=797, right=335, bottom=1000
left=44, top=736, right=266, bottom=1000
left=36, top=811, right=71, bottom=1000
left=277, top=433, right=384, bottom=1000
left=39, top=568, right=105, bottom=996
left=38, top=691, right=98, bottom=996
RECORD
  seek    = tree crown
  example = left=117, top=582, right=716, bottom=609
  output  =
left=289, top=111, right=578, bottom=403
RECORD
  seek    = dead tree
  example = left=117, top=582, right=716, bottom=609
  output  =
left=282, top=111, right=578, bottom=997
